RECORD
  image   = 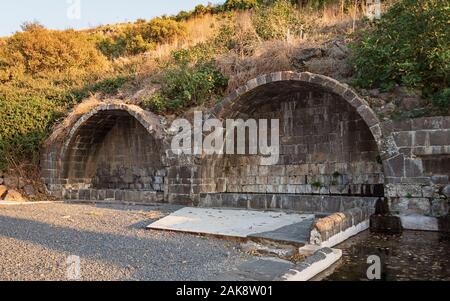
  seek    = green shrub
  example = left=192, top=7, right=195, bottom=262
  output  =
left=142, top=94, right=168, bottom=113
left=352, top=0, right=450, bottom=99
left=70, top=75, right=132, bottom=103
left=97, top=18, right=185, bottom=58
left=0, top=96, right=61, bottom=170
left=224, top=0, right=258, bottom=10
left=252, top=0, right=303, bottom=40
left=432, top=88, right=450, bottom=112
left=144, top=48, right=228, bottom=112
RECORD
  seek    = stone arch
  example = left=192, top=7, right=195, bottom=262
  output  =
left=198, top=72, right=394, bottom=212
left=42, top=103, right=166, bottom=203
left=210, top=72, right=387, bottom=154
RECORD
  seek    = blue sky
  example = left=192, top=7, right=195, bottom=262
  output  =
left=0, top=0, right=223, bottom=37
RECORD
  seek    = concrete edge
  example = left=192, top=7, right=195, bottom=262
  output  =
left=278, top=247, right=342, bottom=281
left=319, top=220, right=370, bottom=248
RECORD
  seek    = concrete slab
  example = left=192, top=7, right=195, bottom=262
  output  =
left=147, top=207, right=315, bottom=244
left=249, top=218, right=315, bottom=246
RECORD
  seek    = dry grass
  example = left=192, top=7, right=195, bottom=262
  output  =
left=104, top=2, right=394, bottom=107
left=216, top=39, right=298, bottom=93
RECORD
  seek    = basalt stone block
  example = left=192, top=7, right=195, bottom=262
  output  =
left=431, top=199, right=449, bottom=217
left=248, top=194, right=268, bottom=210
left=236, top=194, right=249, bottom=208
left=221, top=193, right=237, bottom=207
left=391, top=197, right=431, bottom=215
left=97, top=190, right=106, bottom=201
left=115, top=190, right=124, bottom=201
left=370, top=215, right=403, bottom=234
left=79, top=189, right=91, bottom=200
left=105, top=190, right=115, bottom=200
left=321, top=196, right=342, bottom=213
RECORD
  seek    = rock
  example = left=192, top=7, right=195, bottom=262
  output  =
left=0, top=177, right=3, bottom=185
left=380, top=102, right=396, bottom=115
left=23, top=184, right=36, bottom=197
left=370, top=215, right=403, bottom=234
left=3, top=175, right=18, bottom=188
left=3, top=189, right=26, bottom=202
left=0, top=185, right=7, bottom=199
left=18, top=177, right=26, bottom=189
left=442, top=185, right=450, bottom=198
left=327, top=42, right=348, bottom=60
left=293, top=48, right=324, bottom=68
left=431, top=175, right=449, bottom=185
left=378, top=92, right=392, bottom=101
left=369, top=89, right=381, bottom=97
left=400, top=96, right=421, bottom=110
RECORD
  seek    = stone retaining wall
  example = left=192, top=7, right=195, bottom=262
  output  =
left=381, top=116, right=450, bottom=218
left=62, top=189, right=164, bottom=204
left=199, top=193, right=377, bottom=214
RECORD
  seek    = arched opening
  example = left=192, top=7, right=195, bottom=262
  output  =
left=199, top=72, right=385, bottom=213
left=57, top=105, right=165, bottom=203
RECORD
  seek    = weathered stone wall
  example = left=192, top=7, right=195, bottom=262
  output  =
left=89, top=116, right=164, bottom=190
left=41, top=103, right=166, bottom=204
left=381, top=117, right=450, bottom=218
left=165, top=72, right=386, bottom=208
left=200, top=89, right=384, bottom=198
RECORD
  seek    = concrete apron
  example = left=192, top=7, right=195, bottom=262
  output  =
left=147, top=207, right=316, bottom=246
left=147, top=208, right=352, bottom=281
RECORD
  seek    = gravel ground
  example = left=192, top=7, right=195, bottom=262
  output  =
left=0, top=202, right=251, bottom=281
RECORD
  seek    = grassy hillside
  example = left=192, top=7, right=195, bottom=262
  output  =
left=0, top=0, right=449, bottom=171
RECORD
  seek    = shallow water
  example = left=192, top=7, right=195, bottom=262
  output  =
left=324, top=230, right=450, bottom=281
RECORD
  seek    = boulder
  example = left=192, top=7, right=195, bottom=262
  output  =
left=380, top=102, right=396, bottom=115
left=400, top=96, right=421, bottom=110
left=0, top=185, right=7, bottom=199
left=369, top=89, right=381, bottom=97
left=3, top=175, right=18, bottom=188
left=23, top=184, right=36, bottom=197
left=370, top=215, right=403, bottom=234
left=327, top=42, right=348, bottom=60
left=18, top=177, right=26, bottom=189
left=3, top=189, right=26, bottom=202
left=293, top=47, right=324, bottom=69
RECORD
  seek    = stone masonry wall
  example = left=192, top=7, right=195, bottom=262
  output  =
left=40, top=104, right=166, bottom=204
left=200, top=89, right=384, bottom=198
left=382, top=116, right=450, bottom=217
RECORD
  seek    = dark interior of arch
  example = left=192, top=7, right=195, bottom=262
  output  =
left=201, top=81, right=385, bottom=201
left=62, top=110, right=164, bottom=192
